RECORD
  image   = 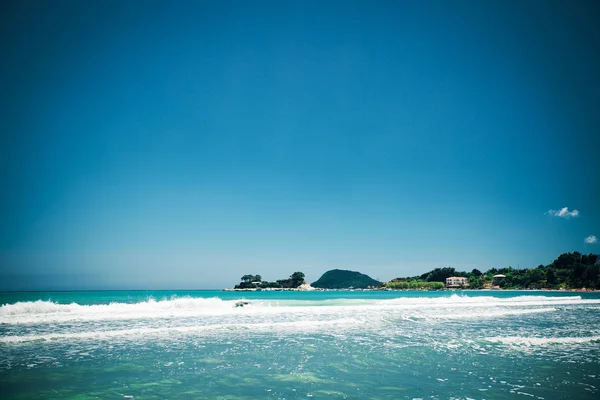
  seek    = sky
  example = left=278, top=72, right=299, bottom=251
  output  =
left=1, top=0, right=599, bottom=290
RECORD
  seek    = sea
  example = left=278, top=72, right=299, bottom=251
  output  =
left=1, top=290, right=600, bottom=399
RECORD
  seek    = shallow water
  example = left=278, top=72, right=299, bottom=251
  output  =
left=1, top=290, right=599, bottom=399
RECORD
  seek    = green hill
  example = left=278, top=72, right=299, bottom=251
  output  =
left=389, top=252, right=599, bottom=290
left=312, top=269, right=382, bottom=289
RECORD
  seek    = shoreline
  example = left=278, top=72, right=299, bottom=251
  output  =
left=224, top=287, right=597, bottom=292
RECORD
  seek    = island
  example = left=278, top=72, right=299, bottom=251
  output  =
left=230, top=272, right=309, bottom=290
left=311, top=269, right=381, bottom=289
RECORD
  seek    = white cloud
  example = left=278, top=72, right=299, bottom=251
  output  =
left=547, top=207, right=579, bottom=218
left=585, top=235, right=597, bottom=244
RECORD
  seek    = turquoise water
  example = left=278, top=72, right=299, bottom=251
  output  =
left=1, top=290, right=600, bottom=399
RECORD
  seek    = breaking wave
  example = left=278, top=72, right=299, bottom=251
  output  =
left=0, top=297, right=240, bottom=324
left=1, top=294, right=596, bottom=325
left=0, top=318, right=360, bottom=343
left=486, top=335, right=600, bottom=346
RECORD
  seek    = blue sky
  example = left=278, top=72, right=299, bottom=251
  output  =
left=1, top=0, right=599, bottom=290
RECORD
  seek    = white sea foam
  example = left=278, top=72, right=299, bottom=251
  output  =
left=1, top=295, right=596, bottom=325
left=379, top=294, right=586, bottom=305
left=428, top=307, right=557, bottom=320
left=0, top=318, right=360, bottom=343
left=0, top=297, right=240, bottom=324
left=486, top=336, right=600, bottom=346
left=376, top=295, right=600, bottom=312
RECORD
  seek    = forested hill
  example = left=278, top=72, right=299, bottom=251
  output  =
left=312, top=269, right=382, bottom=289
left=392, top=252, right=599, bottom=290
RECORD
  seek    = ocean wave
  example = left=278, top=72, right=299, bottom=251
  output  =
left=486, top=335, right=600, bottom=346
left=231, top=294, right=590, bottom=308
left=378, top=294, right=583, bottom=305
left=0, top=297, right=241, bottom=324
left=1, top=294, right=597, bottom=325
left=0, top=318, right=360, bottom=343
left=428, top=307, right=557, bottom=320
left=377, top=294, right=599, bottom=309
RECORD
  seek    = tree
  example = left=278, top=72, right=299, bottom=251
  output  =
left=569, top=263, right=586, bottom=288
left=546, top=268, right=556, bottom=285
left=471, top=269, right=482, bottom=277
left=468, top=275, right=482, bottom=289
left=290, top=272, right=305, bottom=287
left=526, top=267, right=544, bottom=284
left=425, top=267, right=457, bottom=282
left=291, top=271, right=305, bottom=281
left=583, top=265, right=599, bottom=288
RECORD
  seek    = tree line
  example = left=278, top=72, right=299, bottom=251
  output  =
left=385, top=281, right=444, bottom=290
left=234, top=252, right=599, bottom=290
left=390, top=252, right=599, bottom=290
left=234, top=272, right=306, bottom=289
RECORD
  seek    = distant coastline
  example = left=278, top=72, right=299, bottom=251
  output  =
left=224, top=287, right=597, bottom=292
left=228, top=252, right=599, bottom=292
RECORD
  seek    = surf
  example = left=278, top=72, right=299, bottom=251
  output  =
left=2, top=294, right=598, bottom=325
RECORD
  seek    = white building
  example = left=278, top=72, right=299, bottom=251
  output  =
left=446, top=276, right=468, bottom=288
